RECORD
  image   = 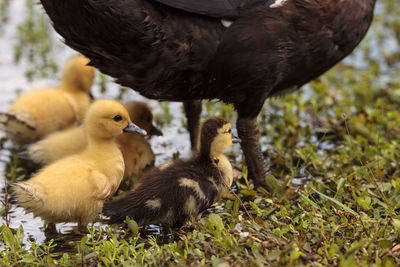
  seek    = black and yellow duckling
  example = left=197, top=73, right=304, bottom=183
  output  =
left=11, top=99, right=146, bottom=232
left=24, top=101, right=162, bottom=179
left=39, top=0, right=376, bottom=186
left=0, top=55, right=95, bottom=145
left=103, top=117, right=240, bottom=227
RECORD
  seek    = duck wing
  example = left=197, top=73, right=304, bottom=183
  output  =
left=40, top=0, right=225, bottom=101
left=153, top=0, right=244, bottom=18
left=90, top=170, right=115, bottom=200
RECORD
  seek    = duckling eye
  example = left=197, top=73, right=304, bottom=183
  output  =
left=113, top=115, right=123, bottom=122
left=227, top=129, right=232, bottom=134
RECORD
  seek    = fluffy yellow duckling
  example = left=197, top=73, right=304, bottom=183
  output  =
left=0, top=55, right=95, bottom=145
left=11, top=99, right=146, bottom=232
left=104, top=117, right=240, bottom=228
left=24, top=101, right=162, bottom=178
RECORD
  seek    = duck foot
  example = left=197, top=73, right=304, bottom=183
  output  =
left=236, top=116, right=269, bottom=189
left=183, top=100, right=202, bottom=151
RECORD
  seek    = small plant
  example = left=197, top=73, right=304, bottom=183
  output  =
left=0, top=0, right=11, bottom=34
left=13, top=0, right=58, bottom=81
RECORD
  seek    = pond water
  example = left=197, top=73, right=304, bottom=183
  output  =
left=0, top=0, right=398, bottom=249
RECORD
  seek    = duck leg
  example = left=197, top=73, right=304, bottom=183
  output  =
left=236, top=115, right=268, bottom=187
left=183, top=100, right=202, bottom=150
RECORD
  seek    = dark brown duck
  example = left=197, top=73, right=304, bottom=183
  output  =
left=103, top=117, right=240, bottom=227
left=39, top=0, right=376, bottom=185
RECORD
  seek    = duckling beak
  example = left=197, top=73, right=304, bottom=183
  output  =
left=124, top=122, right=147, bottom=135
left=149, top=125, right=163, bottom=136
left=232, top=135, right=241, bottom=144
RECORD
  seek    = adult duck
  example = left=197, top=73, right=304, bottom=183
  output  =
left=39, top=0, right=376, bottom=186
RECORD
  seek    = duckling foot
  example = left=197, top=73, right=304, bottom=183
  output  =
left=183, top=100, right=202, bottom=150
left=236, top=117, right=269, bottom=189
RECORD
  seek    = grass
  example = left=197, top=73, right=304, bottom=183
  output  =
left=1, top=0, right=400, bottom=266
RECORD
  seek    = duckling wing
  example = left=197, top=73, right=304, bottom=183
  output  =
left=153, top=0, right=244, bottom=19
left=90, top=170, right=116, bottom=200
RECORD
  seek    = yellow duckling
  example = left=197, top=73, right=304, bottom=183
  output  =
left=24, top=101, right=162, bottom=178
left=11, top=99, right=146, bottom=232
left=103, top=117, right=240, bottom=228
left=0, top=55, right=95, bottom=145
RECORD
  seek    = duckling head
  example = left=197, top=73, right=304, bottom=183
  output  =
left=200, top=117, right=240, bottom=159
left=124, top=101, right=163, bottom=136
left=61, top=55, right=95, bottom=93
left=85, top=99, right=147, bottom=140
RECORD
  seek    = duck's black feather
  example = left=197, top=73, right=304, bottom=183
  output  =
left=40, top=0, right=375, bottom=104
left=103, top=157, right=223, bottom=226
left=153, top=0, right=244, bottom=19
left=39, top=0, right=377, bottom=184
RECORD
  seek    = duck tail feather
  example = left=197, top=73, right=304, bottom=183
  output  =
left=10, top=182, right=44, bottom=211
left=103, top=201, right=125, bottom=223
left=103, top=199, right=142, bottom=224
left=0, top=112, right=36, bottom=133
